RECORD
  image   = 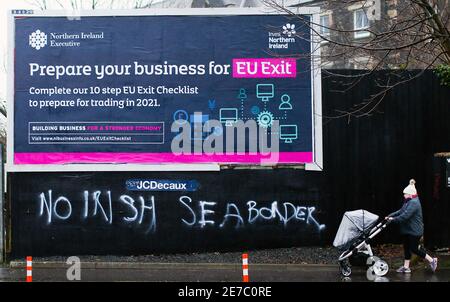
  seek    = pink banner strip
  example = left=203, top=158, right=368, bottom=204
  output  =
left=15, top=152, right=313, bottom=165
left=232, top=58, right=297, bottom=78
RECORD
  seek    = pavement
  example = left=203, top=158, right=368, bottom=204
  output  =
left=2, top=257, right=449, bottom=282
left=0, top=262, right=449, bottom=282
left=1, top=246, right=448, bottom=282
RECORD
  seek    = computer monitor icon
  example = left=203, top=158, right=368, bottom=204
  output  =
left=280, top=125, right=298, bottom=143
left=220, top=108, right=238, bottom=126
left=256, top=84, right=274, bottom=102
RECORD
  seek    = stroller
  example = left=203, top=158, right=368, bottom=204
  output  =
left=333, top=209, right=391, bottom=277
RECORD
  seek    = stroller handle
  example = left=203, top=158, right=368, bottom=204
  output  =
left=367, top=216, right=391, bottom=236
left=382, top=216, right=393, bottom=225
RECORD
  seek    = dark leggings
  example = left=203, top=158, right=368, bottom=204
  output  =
left=403, top=235, right=426, bottom=260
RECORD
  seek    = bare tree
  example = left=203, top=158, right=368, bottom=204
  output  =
left=264, top=0, right=450, bottom=119
left=0, top=99, right=6, bottom=119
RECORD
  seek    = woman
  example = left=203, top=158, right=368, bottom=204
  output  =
left=386, top=179, right=438, bottom=273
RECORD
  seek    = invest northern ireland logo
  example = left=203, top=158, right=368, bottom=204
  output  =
left=282, top=23, right=296, bottom=37
left=29, top=30, right=47, bottom=50
left=268, top=23, right=297, bottom=49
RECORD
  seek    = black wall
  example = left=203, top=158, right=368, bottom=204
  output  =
left=9, top=170, right=328, bottom=258
left=7, top=70, right=450, bottom=258
left=321, top=70, right=450, bottom=248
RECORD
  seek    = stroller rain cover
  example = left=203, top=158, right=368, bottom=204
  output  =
left=333, top=210, right=379, bottom=249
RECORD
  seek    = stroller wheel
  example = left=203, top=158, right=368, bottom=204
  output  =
left=366, top=266, right=376, bottom=281
left=341, top=266, right=352, bottom=277
left=373, top=260, right=389, bottom=276
left=366, top=256, right=380, bottom=266
left=339, top=261, right=352, bottom=277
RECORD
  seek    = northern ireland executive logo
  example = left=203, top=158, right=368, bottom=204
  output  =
left=29, top=30, right=47, bottom=50
left=28, top=30, right=104, bottom=49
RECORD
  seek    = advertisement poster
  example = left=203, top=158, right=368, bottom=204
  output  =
left=10, top=9, right=321, bottom=168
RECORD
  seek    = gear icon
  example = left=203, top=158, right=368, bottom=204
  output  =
left=257, top=111, right=274, bottom=128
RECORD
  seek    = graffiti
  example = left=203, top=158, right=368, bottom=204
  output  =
left=12, top=171, right=330, bottom=257
left=220, top=203, right=244, bottom=229
left=179, top=196, right=196, bottom=226
left=247, top=201, right=326, bottom=230
left=199, top=201, right=217, bottom=228
left=38, top=190, right=156, bottom=233
left=179, top=196, right=326, bottom=231
left=92, top=191, right=112, bottom=224
left=119, top=195, right=156, bottom=233
left=37, top=191, right=325, bottom=232
left=39, top=190, right=72, bottom=223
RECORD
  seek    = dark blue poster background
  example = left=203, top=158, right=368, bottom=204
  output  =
left=14, top=13, right=313, bottom=164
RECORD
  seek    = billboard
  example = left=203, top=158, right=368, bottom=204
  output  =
left=8, top=8, right=322, bottom=171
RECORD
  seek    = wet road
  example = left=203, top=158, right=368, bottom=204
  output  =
left=0, top=263, right=448, bottom=282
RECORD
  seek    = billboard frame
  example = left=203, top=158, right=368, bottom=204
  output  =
left=6, top=7, right=322, bottom=172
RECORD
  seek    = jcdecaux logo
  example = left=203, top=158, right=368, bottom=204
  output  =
left=126, top=179, right=199, bottom=192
